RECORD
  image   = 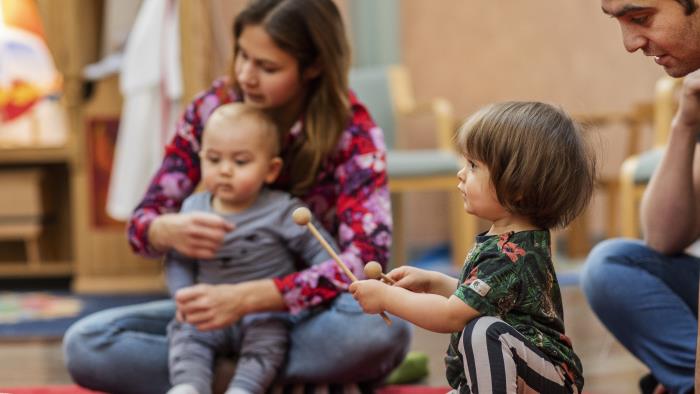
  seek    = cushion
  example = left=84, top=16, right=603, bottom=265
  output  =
left=387, top=150, right=462, bottom=178
left=633, top=147, right=665, bottom=184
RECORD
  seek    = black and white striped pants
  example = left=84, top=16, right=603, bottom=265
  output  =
left=450, top=316, right=578, bottom=394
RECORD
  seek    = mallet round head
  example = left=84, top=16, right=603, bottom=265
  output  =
left=363, top=261, right=383, bottom=280
left=292, top=207, right=312, bottom=226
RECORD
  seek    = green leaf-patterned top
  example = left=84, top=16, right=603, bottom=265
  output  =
left=445, top=230, right=583, bottom=392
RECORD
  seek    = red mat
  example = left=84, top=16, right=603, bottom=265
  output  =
left=379, top=386, right=451, bottom=393
left=0, top=387, right=101, bottom=394
left=0, top=385, right=452, bottom=394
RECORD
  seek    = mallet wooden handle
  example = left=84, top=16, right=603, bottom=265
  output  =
left=378, top=310, right=393, bottom=325
left=306, top=223, right=358, bottom=282
left=307, top=224, right=392, bottom=325
left=293, top=207, right=391, bottom=325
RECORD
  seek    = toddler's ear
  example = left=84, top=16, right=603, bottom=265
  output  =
left=265, top=157, right=283, bottom=184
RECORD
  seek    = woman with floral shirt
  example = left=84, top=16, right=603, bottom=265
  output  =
left=62, top=1, right=410, bottom=393
left=351, top=102, right=595, bottom=393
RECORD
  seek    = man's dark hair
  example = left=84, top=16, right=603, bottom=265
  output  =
left=677, top=0, right=698, bottom=14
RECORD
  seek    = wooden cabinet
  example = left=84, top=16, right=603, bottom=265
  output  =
left=4, top=0, right=249, bottom=291
left=10, top=0, right=246, bottom=292
left=70, top=76, right=164, bottom=293
left=0, top=148, right=73, bottom=277
left=0, top=0, right=166, bottom=293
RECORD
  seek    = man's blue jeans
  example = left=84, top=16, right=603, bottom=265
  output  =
left=63, top=293, right=411, bottom=394
left=581, top=238, right=699, bottom=394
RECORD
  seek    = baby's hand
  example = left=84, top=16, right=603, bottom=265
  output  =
left=349, top=280, right=387, bottom=314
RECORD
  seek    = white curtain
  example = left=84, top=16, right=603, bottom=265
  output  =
left=107, top=0, right=182, bottom=220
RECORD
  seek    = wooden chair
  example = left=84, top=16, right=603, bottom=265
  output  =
left=349, top=65, right=474, bottom=268
left=556, top=102, right=654, bottom=256
left=619, top=76, right=682, bottom=238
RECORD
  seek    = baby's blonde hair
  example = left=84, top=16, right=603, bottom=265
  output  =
left=204, top=102, right=280, bottom=156
left=456, top=101, right=596, bottom=230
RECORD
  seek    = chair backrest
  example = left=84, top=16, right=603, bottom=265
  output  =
left=349, top=65, right=398, bottom=148
left=349, top=64, right=456, bottom=152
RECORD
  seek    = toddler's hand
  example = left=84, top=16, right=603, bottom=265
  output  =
left=387, top=266, right=433, bottom=293
left=349, top=280, right=387, bottom=314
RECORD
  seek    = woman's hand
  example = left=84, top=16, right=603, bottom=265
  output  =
left=149, top=212, right=234, bottom=259
left=349, top=280, right=388, bottom=314
left=175, top=284, right=243, bottom=330
left=174, top=280, right=285, bottom=331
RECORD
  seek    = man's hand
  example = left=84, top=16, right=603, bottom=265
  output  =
left=675, top=69, right=700, bottom=134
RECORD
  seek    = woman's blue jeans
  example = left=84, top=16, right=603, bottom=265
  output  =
left=63, top=293, right=411, bottom=394
left=581, top=238, right=699, bottom=394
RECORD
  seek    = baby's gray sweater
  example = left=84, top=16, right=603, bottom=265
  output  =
left=165, top=188, right=335, bottom=295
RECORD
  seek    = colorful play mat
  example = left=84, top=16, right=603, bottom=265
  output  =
left=0, top=291, right=167, bottom=340
left=0, top=292, right=82, bottom=324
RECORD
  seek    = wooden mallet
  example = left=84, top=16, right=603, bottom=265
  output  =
left=364, top=261, right=396, bottom=285
left=292, top=207, right=392, bottom=325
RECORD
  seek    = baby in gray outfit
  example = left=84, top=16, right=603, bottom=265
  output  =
left=166, top=103, right=334, bottom=394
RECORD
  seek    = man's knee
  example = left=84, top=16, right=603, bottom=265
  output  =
left=582, top=239, right=645, bottom=291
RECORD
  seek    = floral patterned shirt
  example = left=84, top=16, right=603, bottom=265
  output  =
left=128, top=77, right=392, bottom=313
left=445, top=230, right=583, bottom=392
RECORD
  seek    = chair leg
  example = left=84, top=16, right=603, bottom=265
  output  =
left=601, top=178, right=620, bottom=238
left=449, top=193, right=477, bottom=269
left=620, top=157, right=640, bottom=238
left=565, top=213, right=590, bottom=258
left=390, top=193, right=407, bottom=267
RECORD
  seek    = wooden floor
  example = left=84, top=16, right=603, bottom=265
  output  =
left=0, top=284, right=646, bottom=393
left=0, top=339, right=75, bottom=386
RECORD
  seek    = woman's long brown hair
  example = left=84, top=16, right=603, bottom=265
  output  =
left=232, top=0, right=351, bottom=196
